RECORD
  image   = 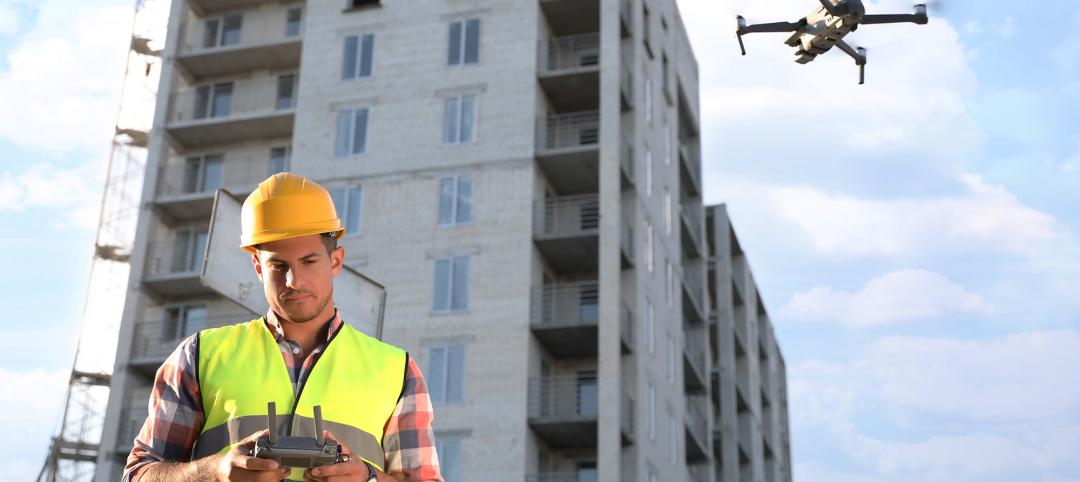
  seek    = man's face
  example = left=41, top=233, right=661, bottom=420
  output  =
left=251, top=234, right=343, bottom=324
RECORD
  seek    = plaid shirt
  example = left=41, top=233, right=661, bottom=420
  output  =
left=123, top=310, right=443, bottom=482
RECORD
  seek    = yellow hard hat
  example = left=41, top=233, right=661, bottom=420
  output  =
left=240, top=173, right=345, bottom=254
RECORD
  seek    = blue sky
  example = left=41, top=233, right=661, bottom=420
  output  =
left=1, top=0, right=1078, bottom=480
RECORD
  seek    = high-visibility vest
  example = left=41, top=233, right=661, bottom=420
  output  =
left=193, top=318, right=406, bottom=481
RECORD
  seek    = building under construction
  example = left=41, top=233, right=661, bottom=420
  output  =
left=62, top=0, right=793, bottom=481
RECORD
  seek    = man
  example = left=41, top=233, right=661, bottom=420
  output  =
left=124, top=173, right=443, bottom=482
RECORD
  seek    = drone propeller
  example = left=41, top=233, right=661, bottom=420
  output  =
left=919, top=0, right=946, bottom=14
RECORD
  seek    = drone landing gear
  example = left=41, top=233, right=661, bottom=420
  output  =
left=834, top=39, right=867, bottom=85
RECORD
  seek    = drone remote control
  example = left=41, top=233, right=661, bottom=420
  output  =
left=250, top=402, right=346, bottom=468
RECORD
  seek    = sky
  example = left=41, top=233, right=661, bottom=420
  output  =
left=0, top=0, right=1077, bottom=480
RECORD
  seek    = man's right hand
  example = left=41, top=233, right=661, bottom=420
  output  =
left=213, top=429, right=291, bottom=482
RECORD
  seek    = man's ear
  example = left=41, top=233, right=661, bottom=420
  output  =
left=251, top=252, right=264, bottom=282
left=330, top=246, right=344, bottom=276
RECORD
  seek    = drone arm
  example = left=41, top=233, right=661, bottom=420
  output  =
left=862, top=5, right=928, bottom=25
left=817, top=0, right=846, bottom=16
left=834, top=40, right=867, bottom=85
left=737, top=21, right=805, bottom=35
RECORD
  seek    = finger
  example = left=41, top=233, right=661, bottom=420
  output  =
left=235, top=428, right=272, bottom=450
left=302, top=468, right=327, bottom=482
left=233, top=453, right=280, bottom=471
left=308, top=460, right=364, bottom=478
left=227, top=466, right=291, bottom=482
left=321, top=430, right=353, bottom=455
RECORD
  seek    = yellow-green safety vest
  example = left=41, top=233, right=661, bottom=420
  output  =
left=193, top=318, right=406, bottom=481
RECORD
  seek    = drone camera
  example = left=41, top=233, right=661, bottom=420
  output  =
left=735, top=16, right=748, bottom=55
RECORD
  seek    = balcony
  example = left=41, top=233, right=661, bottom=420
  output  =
left=177, top=13, right=302, bottom=78
left=620, top=60, right=633, bottom=111
left=620, top=301, right=635, bottom=354
left=527, top=375, right=634, bottom=448
left=679, top=144, right=701, bottom=198
left=153, top=154, right=274, bottom=223
left=128, top=311, right=251, bottom=373
left=116, top=409, right=147, bottom=452
left=533, top=194, right=599, bottom=273
left=620, top=219, right=634, bottom=269
left=538, top=33, right=599, bottom=112
left=680, top=203, right=704, bottom=259
left=681, top=261, right=706, bottom=324
left=685, top=398, right=710, bottom=463
left=187, top=0, right=279, bottom=15
left=620, top=141, right=635, bottom=190
left=166, top=76, right=295, bottom=149
left=535, top=111, right=599, bottom=194
left=684, top=330, right=707, bottom=394
left=530, top=281, right=597, bottom=358
left=142, top=237, right=212, bottom=297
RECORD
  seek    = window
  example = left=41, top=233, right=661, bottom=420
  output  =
left=171, top=228, right=208, bottom=273
left=427, top=344, right=465, bottom=404
left=329, top=186, right=362, bottom=236
left=435, top=434, right=462, bottom=482
left=669, top=412, right=678, bottom=464
left=646, top=381, right=656, bottom=440
left=193, top=82, right=233, bottom=119
left=448, top=19, right=480, bottom=66
left=664, top=189, right=672, bottom=235
left=162, top=304, right=207, bottom=341
left=576, top=462, right=597, bottom=482
left=285, top=8, right=302, bottom=37
left=577, top=370, right=598, bottom=416
left=443, top=95, right=476, bottom=144
left=438, top=175, right=473, bottom=226
left=645, top=299, right=654, bottom=354
left=342, top=33, right=375, bottom=80
left=268, top=146, right=290, bottom=175
left=349, top=0, right=381, bottom=9
left=203, top=15, right=242, bottom=48
left=182, top=154, right=223, bottom=194
left=276, top=74, right=297, bottom=110
left=335, top=108, right=369, bottom=157
left=642, top=4, right=652, bottom=55
left=433, top=256, right=469, bottom=312
left=644, top=77, right=653, bottom=124
left=648, top=466, right=657, bottom=482
left=644, top=220, right=654, bottom=273
left=666, top=332, right=675, bottom=383
left=664, top=121, right=673, bottom=166
left=644, top=148, right=653, bottom=195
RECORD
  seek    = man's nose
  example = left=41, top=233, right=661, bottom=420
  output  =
left=285, top=267, right=304, bottom=289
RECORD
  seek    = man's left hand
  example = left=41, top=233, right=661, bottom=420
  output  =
left=303, top=430, right=374, bottom=482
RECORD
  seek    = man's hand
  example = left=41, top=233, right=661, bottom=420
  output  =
left=215, top=429, right=292, bottom=482
left=303, top=431, right=380, bottom=482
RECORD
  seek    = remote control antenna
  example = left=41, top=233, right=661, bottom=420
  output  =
left=267, top=402, right=278, bottom=445
left=313, top=405, right=326, bottom=446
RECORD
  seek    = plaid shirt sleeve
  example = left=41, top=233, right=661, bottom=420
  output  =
left=381, top=356, right=444, bottom=482
left=122, top=334, right=204, bottom=482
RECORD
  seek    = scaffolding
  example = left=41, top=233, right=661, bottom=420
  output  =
left=37, top=0, right=168, bottom=480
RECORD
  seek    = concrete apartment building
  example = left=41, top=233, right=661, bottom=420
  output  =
left=94, top=0, right=791, bottom=481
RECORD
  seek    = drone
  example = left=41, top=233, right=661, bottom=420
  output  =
left=735, top=0, right=931, bottom=84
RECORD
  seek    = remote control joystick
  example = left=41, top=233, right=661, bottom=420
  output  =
left=251, top=402, right=346, bottom=468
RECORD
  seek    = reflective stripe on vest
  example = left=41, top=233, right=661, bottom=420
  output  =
left=194, top=319, right=406, bottom=480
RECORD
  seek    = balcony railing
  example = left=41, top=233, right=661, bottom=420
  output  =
left=530, top=281, right=599, bottom=327
left=157, top=154, right=277, bottom=199
left=526, top=474, right=599, bottom=482
left=144, top=239, right=207, bottom=278
left=686, top=396, right=709, bottom=460
left=682, top=261, right=706, bottom=321
left=118, top=409, right=147, bottom=450
left=620, top=220, right=634, bottom=268
left=680, top=202, right=704, bottom=256
left=180, top=10, right=301, bottom=56
left=130, top=313, right=253, bottom=361
left=621, top=386, right=635, bottom=443
left=685, top=330, right=707, bottom=384
left=540, top=33, right=600, bottom=74
left=621, top=141, right=635, bottom=189
left=533, top=194, right=600, bottom=238
left=168, top=75, right=295, bottom=126
left=536, top=111, right=599, bottom=154
left=679, top=144, right=702, bottom=197
left=528, top=374, right=599, bottom=419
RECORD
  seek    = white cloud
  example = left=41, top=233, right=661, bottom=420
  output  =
left=768, top=173, right=1064, bottom=257
left=0, top=162, right=103, bottom=230
left=0, top=0, right=132, bottom=153
left=0, top=2, right=20, bottom=36
left=780, top=269, right=993, bottom=326
left=0, top=367, right=69, bottom=481
left=790, top=331, right=1080, bottom=482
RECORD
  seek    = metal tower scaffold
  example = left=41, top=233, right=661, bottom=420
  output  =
left=37, top=0, right=168, bottom=480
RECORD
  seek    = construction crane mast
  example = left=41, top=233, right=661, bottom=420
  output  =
left=37, top=0, right=167, bottom=480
